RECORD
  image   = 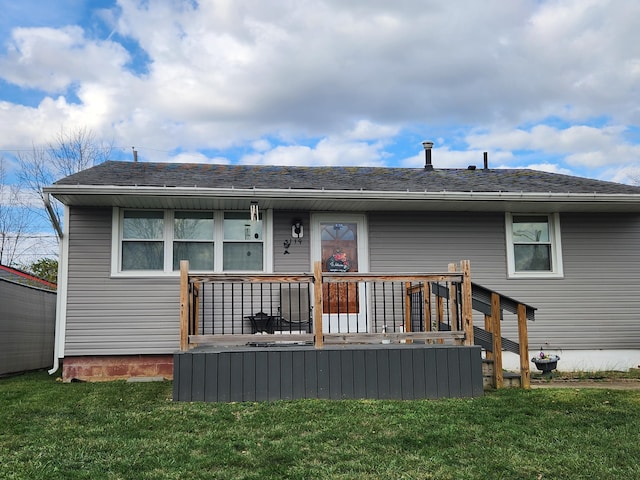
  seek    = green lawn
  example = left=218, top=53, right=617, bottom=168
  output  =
left=1, top=371, right=639, bottom=479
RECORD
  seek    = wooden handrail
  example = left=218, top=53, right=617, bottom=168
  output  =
left=189, top=273, right=315, bottom=284
left=322, top=272, right=463, bottom=283
left=491, top=292, right=503, bottom=388
left=313, top=261, right=323, bottom=348
left=461, top=260, right=474, bottom=346
left=181, top=260, right=474, bottom=350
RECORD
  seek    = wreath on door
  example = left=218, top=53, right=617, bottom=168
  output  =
left=327, top=251, right=350, bottom=272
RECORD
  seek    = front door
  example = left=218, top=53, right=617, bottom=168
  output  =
left=311, top=214, right=368, bottom=333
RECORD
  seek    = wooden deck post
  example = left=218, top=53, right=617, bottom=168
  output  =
left=313, top=261, right=324, bottom=349
left=424, top=282, right=432, bottom=332
left=517, top=303, right=531, bottom=389
left=447, top=264, right=459, bottom=332
left=404, top=281, right=412, bottom=333
left=403, top=282, right=414, bottom=344
left=460, top=260, right=474, bottom=346
left=179, top=260, right=190, bottom=351
left=491, top=292, right=503, bottom=388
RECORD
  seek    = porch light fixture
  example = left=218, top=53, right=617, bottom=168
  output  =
left=250, top=201, right=259, bottom=221
left=292, top=220, right=303, bottom=239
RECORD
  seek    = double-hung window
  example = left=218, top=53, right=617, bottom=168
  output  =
left=173, top=211, right=214, bottom=271
left=505, top=213, right=563, bottom=278
left=114, top=209, right=267, bottom=274
left=121, top=210, right=164, bottom=270
left=223, top=212, right=263, bottom=271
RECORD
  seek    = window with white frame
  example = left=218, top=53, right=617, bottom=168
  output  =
left=122, top=210, right=164, bottom=270
left=505, top=213, right=563, bottom=278
left=173, top=211, right=214, bottom=271
left=222, top=212, right=263, bottom=271
left=115, top=209, right=265, bottom=274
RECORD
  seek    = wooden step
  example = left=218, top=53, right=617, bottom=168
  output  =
left=482, top=359, right=522, bottom=389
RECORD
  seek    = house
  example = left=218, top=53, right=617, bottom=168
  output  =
left=44, top=158, right=640, bottom=386
left=0, top=265, right=56, bottom=376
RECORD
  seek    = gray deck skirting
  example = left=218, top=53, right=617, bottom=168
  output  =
left=173, top=344, right=484, bottom=402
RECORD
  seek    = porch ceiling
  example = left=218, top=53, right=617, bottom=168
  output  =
left=45, top=186, right=640, bottom=213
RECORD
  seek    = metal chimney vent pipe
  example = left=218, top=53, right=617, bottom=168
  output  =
left=422, top=141, right=434, bottom=171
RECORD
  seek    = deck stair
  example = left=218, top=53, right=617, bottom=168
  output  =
left=438, top=322, right=520, bottom=355
left=482, top=359, right=522, bottom=389
left=431, top=280, right=536, bottom=389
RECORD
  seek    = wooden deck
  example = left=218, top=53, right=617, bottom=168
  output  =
left=173, top=343, right=484, bottom=402
left=175, top=259, right=534, bottom=400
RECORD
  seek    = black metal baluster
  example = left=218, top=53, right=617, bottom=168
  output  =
left=391, top=281, right=396, bottom=332
left=240, top=283, right=245, bottom=334
left=373, top=282, right=378, bottom=332
left=382, top=282, right=387, bottom=334
left=362, top=282, right=368, bottom=333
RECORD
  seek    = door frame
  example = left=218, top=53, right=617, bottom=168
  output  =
left=310, top=213, right=369, bottom=332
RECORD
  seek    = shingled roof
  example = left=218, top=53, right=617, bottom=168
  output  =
left=54, top=161, right=640, bottom=195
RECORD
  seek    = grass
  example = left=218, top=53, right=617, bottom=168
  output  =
left=2, top=371, right=640, bottom=479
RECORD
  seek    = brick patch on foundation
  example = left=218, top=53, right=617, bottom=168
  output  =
left=62, top=355, right=174, bottom=382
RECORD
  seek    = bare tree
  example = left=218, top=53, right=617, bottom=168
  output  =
left=49, top=126, right=112, bottom=177
left=0, top=156, right=33, bottom=266
left=18, top=126, right=113, bottom=238
left=17, top=144, right=56, bottom=227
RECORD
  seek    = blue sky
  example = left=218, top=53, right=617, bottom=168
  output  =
left=1, top=1, right=640, bottom=196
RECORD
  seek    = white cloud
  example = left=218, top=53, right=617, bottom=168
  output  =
left=518, top=163, right=574, bottom=175
left=608, top=165, right=640, bottom=185
left=252, top=139, right=271, bottom=152
left=0, top=185, right=42, bottom=208
left=171, top=152, right=232, bottom=165
left=466, top=124, right=640, bottom=168
left=0, top=0, right=638, bottom=181
left=10, top=232, right=59, bottom=266
left=240, top=136, right=388, bottom=167
left=343, top=120, right=400, bottom=142
left=0, top=26, right=131, bottom=92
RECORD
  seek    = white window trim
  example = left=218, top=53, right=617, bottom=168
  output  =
left=111, top=207, right=273, bottom=276
left=505, top=212, right=563, bottom=279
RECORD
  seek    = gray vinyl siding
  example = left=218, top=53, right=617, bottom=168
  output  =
left=64, top=207, right=180, bottom=356
left=368, top=211, right=506, bottom=277
left=63, top=207, right=640, bottom=356
left=273, top=211, right=310, bottom=272
left=64, top=208, right=309, bottom=356
left=368, top=211, right=640, bottom=351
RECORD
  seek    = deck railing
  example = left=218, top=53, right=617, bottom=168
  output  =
left=179, top=259, right=533, bottom=388
left=180, top=260, right=474, bottom=350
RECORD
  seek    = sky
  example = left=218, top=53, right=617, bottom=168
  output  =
left=1, top=0, right=640, bottom=263
left=1, top=0, right=640, bottom=178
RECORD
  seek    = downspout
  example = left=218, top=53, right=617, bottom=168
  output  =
left=47, top=194, right=67, bottom=375
left=44, top=192, right=63, bottom=239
